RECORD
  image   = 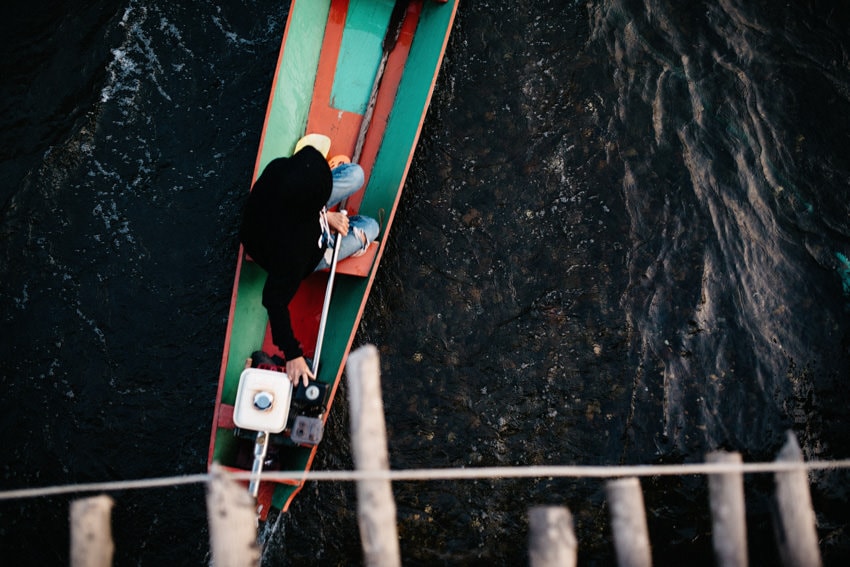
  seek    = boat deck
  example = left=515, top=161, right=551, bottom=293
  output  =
left=208, top=0, right=458, bottom=517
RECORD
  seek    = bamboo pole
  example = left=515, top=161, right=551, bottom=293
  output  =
left=528, top=506, right=577, bottom=567
left=606, top=477, right=652, bottom=567
left=706, top=451, right=748, bottom=567
left=772, top=431, right=822, bottom=567
left=346, top=344, right=401, bottom=567
left=206, top=463, right=261, bottom=567
left=70, top=495, right=115, bottom=567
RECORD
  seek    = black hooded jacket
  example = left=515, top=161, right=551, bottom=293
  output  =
left=239, top=146, right=332, bottom=360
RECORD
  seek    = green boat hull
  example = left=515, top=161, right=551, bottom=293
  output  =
left=208, top=0, right=457, bottom=516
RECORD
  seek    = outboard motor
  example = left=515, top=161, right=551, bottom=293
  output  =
left=289, top=379, right=329, bottom=445
left=234, top=351, right=330, bottom=448
left=232, top=366, right=293, bottom=497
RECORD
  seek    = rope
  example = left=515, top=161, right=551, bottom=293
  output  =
left=2, top=459, right=849, bottom=502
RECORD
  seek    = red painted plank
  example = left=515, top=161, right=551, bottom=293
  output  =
left=217, top=404, right=236, bottom=429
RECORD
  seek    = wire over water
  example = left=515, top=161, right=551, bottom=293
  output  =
left=2, top=459, right=849, bottom=502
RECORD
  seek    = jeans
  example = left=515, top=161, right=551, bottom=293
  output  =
left=314, top=163, right=380, bottom=270
left=328, top=162, right=365, bottom=207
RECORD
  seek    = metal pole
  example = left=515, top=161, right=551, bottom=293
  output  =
left=312, top=211, right=346, bottom=376
left=248, top=431, right=270, bottom=498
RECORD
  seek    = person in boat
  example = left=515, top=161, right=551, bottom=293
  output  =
left=239, top=135, right=379, bottom=388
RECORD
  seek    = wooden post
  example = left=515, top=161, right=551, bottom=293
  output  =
left=606, top=477, right=652, bottom=567
left=206, top=463, right=261, bottom=567
left=706, top=451, right=748, bottom=567
left=346, top=344, right=401, bottom=567
left=70, top=495, right=115, bottom=567
left=528, top=506, right=577, bottom=567
left=772, top=431, right=822, bottom=567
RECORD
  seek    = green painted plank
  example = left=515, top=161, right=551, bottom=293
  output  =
left=221, top=261, right=269, bottom=405
left=212, top=428, right=238, bottom=464
left=272, top=483, right=299, bottom=510
left=257, top=0, right=331, bottom=173
left=331, top=0, right=395, bottom=113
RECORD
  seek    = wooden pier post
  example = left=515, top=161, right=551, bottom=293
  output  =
left=706, top=451, right=748, bottom=567
left=206, top=463, right=261, bottom=567
left=528, top=506, right=577, bottom=567
left=606, top=477, right=652, bottom=567
left=772, top=431, right=822, bottom=567
left=346, top=344, right=401, bottom=567
left=70, top=495, right=115, bottom=567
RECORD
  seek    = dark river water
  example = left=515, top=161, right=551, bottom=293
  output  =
left=2, top=0, right=849, bottom=565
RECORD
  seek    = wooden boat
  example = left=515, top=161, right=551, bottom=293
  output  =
left=208, top=0, right=458, bottom=519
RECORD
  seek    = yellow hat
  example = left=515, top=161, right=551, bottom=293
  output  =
left=294, top=133, right=331, bottom=158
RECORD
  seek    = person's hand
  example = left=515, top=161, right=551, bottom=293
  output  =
left=326, top=211, right=349, bottom=236
left=285, top=356, right=314, bottom=388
